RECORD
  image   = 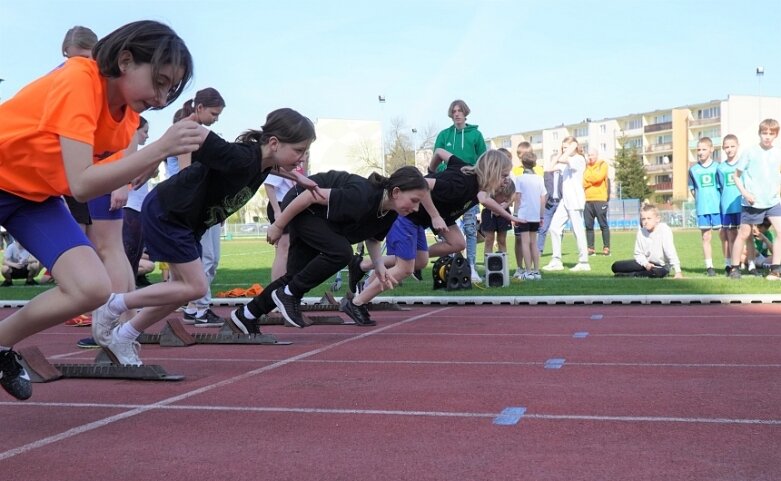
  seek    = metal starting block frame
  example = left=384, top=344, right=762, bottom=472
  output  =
left=17, top=346, right=184, bottom=383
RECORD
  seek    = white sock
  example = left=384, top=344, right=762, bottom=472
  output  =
left=284, top=285, right=293, bottom=296
left=705, top=259, right=713, bottom=269
left=243, top=306, right=256, bottom=320
left=0, top=345, right=11, bottom=352
left=107, top=293, right=128, bottom=316
left=195, top=308, right=207, bottom=317
left=749, top=261, right=757, bottom=270
left=116, top=322, right=141, bottom=342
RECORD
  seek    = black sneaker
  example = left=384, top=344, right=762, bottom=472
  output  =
left=706, top=267, right=716, bottom=277
left=229, top=307, right=260, bottom=335
left=271, top=287, right=305, bottom=328
left=728, top=267, right=742, bottom=280
left=0, top=349, right=32, bottom=400
left=193, top=309, right=225, bottom=327
left=24, top=279, right=38, bottom=286
left=1, top=279, right=12, bottom=287
left=347, top=254, right=365, bottom=294
left=412, top=269, right=423, bottom=281
left=182, top=310, right=198, bottom=325
left=339, top=297, right=376, bottom=326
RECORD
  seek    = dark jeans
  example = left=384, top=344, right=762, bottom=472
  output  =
left=584, top=201, right=610, bottom=249
left=537, top=199, right=560, bottom=253
left=246, top=212, right=353, bottom=317
left=611, top=259, right=669, bottom=278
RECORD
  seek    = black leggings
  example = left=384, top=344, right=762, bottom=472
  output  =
left=246, top=212, right=353, bottom=317
left=611, top=259, right=669, bottom=278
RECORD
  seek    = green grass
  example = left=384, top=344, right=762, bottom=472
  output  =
left=1, top=229, right=778, bottom=301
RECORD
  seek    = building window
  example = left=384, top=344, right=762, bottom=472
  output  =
left=627, top=119, right=642, bottom=130
left=600, top=125, right=606, bottom=134
left=654, top=113, right=672, bottom=124
left=656, top=134, right=672, bottom=144
left=553, top=132, right=559, bottom=141
left=574, top=127, right=588, bottom=137
left=697, top=106, right=720, bottom=119
left=600, top=142, right=607, bottom=152
left=501, top=138, right=512, bottom=148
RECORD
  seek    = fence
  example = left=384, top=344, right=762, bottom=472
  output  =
left=220, top=200, right=700, bottom=238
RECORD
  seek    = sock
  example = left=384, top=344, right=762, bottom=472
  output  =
left=284, top=285, right=293, bottom=296
left=749, top=261, right=757, bottom=270
left=0, top=345, right=11, bottom=352
left=352, top=298, right=364, bottom=306
left=184, top=307, right=198, bottom=315
left=116, top=322, right=141, bottom=343
left=107, top=293, right=128, bottom=316
left=705, top=259, right=713, bottom=269
left=243, top=306, right=256, bottom=320
left=195, top=308, right=207, bottom=317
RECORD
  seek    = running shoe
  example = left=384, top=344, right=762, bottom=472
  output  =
left=271, top=287, right=305, bottom=328
left=0, top=349, right=32, bottom=400
left=228, top=307, right=260, bottom=335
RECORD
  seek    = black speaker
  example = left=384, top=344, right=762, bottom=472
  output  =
left=432, top=253, right=472, bottom=291
left=485, top=252, right=509, bottom=287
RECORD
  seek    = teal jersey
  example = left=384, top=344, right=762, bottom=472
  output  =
left=688, top=161, right=721, bottom=215
left=736, top=144, right=781, bottom=208
left=716, top=160, right=741, bottom=214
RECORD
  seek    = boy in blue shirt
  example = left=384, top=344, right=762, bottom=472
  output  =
left=717, top=134, right=746, bottom=275
left=729, top=119, right=781, bottom=280
left=688, top=137, right=721, bottom=276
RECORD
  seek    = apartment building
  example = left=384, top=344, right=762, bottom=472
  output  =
left=488, top=95, right=781, bottom=202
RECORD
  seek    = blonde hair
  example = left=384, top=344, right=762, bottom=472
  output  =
left=759, top=118, right=780, bottom=135
left=62, top=25, right=97, bottom=57
left=697, top=137, right=713, bottom=148
left=641, top=203, right=659, bottom=216
left=462, top=149, right=512, bottom=196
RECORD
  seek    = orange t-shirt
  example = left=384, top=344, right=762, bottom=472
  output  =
left=0, top=57, right=139, bottom=201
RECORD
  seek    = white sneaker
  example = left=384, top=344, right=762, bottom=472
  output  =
left=106, top=326, right=142, bottom=366
left=512, top=271, right=524, bottom=280
left=470, top=265, right=482, bottom=283
left=520, top=271, right=535, bottom=280
left=91, top=293, right=121, bottom=348
left=531, top=271, right=542, bottom=280
left=542, top=259, right=564, bottom=271
left=570, top=263, right=591, bottom=272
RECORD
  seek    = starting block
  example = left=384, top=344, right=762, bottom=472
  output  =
left=137, top=319, right=292, bottom=347
left=17, top=346, right=184, bottom=383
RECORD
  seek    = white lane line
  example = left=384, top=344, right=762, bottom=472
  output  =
left=0, top=307, right=451, bottom=461
left=3, top=401, right=780, bottom=426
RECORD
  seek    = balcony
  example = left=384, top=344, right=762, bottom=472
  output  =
left=651, top=182, right=673, bottom=191
left=645, top=163, right=672, bottom=173
left=689, top=117, right=720, bottom=127
left=644, top=121, right=673, bottom=133
left=645, top=143, right=673, bottom=153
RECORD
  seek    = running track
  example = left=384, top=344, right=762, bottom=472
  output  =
left=0, top=303, right=779, bottom=480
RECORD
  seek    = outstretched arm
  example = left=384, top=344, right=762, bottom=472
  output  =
left=267, top=188, right=332, bottom=244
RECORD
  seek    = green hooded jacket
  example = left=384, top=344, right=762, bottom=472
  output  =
left=433, top=123, right=487, bottom=170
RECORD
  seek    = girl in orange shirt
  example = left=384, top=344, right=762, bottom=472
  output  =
left=0, top=20, right=201, bottom=400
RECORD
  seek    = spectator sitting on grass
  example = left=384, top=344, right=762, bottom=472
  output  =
left=611, top=203, right=682, bottom=279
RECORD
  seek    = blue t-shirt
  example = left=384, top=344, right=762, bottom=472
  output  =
left=736, top=144, right=781, bottom=209
left=716, top=160, right=741, bottom=214
left=688, top=161, right=720, bottom=215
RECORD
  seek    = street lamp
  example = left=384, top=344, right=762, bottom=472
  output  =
left=756, top=66, right=765, bottom=120
left=378, top=94, right=386, bottom=174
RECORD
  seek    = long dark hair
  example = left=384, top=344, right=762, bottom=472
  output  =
left=181, top=87, right=225, bottom=116
left=235, top=108, right=316, bottom=145
left=93, top=20, right=193, bottom=109
left=368, top=165, right=428, bottom=195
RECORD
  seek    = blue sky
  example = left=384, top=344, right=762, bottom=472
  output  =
left=1, top=0, right=779, bottom=144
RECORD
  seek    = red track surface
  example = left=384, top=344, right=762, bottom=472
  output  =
left=0, top=303, right=779, bottom=480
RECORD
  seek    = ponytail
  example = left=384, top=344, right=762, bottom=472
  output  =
left=236, top=108, right=315, bottom=145
left=369, top=166, right=428, bottom=195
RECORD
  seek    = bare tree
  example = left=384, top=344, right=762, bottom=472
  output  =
left=348, top=139, right=383, bottom=176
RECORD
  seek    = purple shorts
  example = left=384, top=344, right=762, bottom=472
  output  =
left=385, top=216, right=428, bottom=261
left=87, top=193, right=124, bottom=221
left=0, top=190, right=91, bottom=269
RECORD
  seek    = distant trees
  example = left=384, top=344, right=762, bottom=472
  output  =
left=614, top=136, right=653, bottom=201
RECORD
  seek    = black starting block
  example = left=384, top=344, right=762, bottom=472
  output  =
left=18, top=346, right=184, bottom=383
left=137, top=319, right=293, bottom=347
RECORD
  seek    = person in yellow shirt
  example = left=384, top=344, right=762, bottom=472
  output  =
left=583, top=148, right=611, bottom=256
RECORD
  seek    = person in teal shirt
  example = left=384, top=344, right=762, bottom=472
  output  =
left=689, top=137, right=721, bottom=276
left=433, top=99, right=487, bottom=282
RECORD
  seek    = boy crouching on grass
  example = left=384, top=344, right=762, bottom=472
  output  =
left=611, top=203, right=682, bottom=279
